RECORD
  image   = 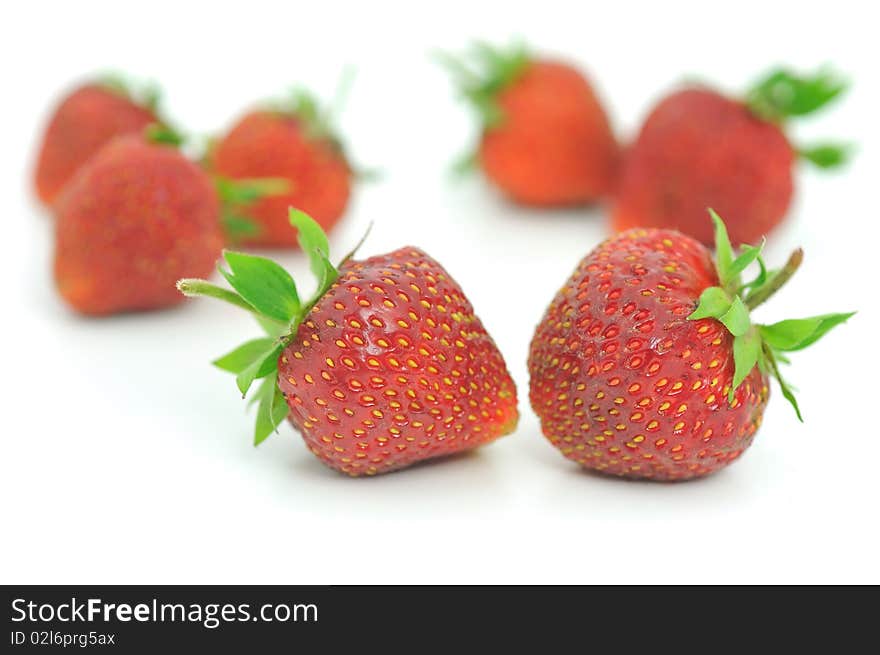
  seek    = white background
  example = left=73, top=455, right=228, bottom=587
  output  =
left=2, top=0, right=878, bottom=584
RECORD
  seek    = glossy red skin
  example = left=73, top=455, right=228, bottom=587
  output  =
left=479, top=60, right=618, bottom=207
left=211, top=111, right=351, bottom=247
left=612, top=89, right=794, bottom=246
left=54, top=136, right=223, bottom=316
left=277, top=248, right=519, bottom=476
left=34, top=85, right=157, bottom=206
left=528, top=228, right=769, bottom=480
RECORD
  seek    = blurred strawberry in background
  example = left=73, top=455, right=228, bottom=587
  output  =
left=33, top=76, right=165, bottom=206
left=207, top=83, right=356, bottom=248
left=54, top=130, right=223, bottom=315
left=612, top=68, right=849, bottom=245
left=441, top=41, right=618, bottom=207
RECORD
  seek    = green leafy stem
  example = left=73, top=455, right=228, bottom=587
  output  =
left=100, top=72, right=190, bottom=150
left=437, top=40, right=531, bottom=174
left=437, top=40, right=531, bottom=129
left=745, top=67, right=852, bottom=169
left=99, top=72, right=163, bottom=113
left=214, top=176, right=292, bottom=242
left=687, top=209, right=855, bottom=421
left=264, top=73, right=375, bottom=182
left=178, top=209, right=353, bottom=444
left=144, top=123, right=185, bottom=147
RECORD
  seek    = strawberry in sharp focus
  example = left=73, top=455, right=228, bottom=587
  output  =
left=34, top=76, right=165, bottom=206
left=208, top=87, right=354, bottom=247
left=442, top=42, right=618, bottom=207
left=528, top=209, right=853, bottom=480
left=54, top=131, right=223, bottom=315
left=178, top=209, right=519, bottom=476
left=612, top=68, right=850, bottom=246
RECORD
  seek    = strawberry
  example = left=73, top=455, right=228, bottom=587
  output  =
left=178, top=209, right=519, bottom=476
left=54, top=132, right=223, bottom=315
left=209, top=88, right=354, bottom=247
left=528, top=209, right=853, bottom=480
left=442, top=42, right=617, bottom=207
left=612, top=69, right=849, bottom=245
left=34, top=76, right=164, bottom=206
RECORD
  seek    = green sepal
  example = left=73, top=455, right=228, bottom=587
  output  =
left=265, top=72, right=367, bottom=173
left=289, top=208, right=339, bottom=292
left=274, top=88, right=334, bottom=141
left=718, top=296, right=751, bottom=337
left=177, top=279, right=255, bottom=313
left=438, top=40, right=531, bottom=130
left=221, top=212, right=262, bottom=240
left=269, top=86, right=341, bottom=145
left=687, top=284, right=751, bottom=339
left=255, top=315, right=289, bottom=338
left=709, top=209, right=736, bottom=288
left=216, top=177, right=291, bottom=206
left=759, top=312, right=856, bottom=352
left=688, top=286, right=732, bottom=321
left=177, top=278, right=289, bottom=335
left=763, top=345, right=803, bottom=422
left=220, top=251, right=301, bottom=324
left=690, top=209, right=854, bottom=419
left=730, top=328, right=762, bottom=401
left=798, top=143, right=852, bottom=169
left=177, top=208, right=369, bottom=445
left=215, top=177, right=290, bottom=243
left=213, top=338, right=278, bottom=374
left=99, top=73, right=135, bottom=99
left=99, top=73, right=187, bottom=148
left=451, top=150, right=479, bottom=177
left=745, top=67, right=852, bottom=175
left=312, top=252, right=338, bottom=301
left=744, top=249, right=804, bottom=311
left=746, top=68, right=848, bottom=123
left=289, top=209, right=329, bottom=266
left=730, top=239, right=765, bottom=279
left=739, top=259, right=772, bottom=295
left=144, top=123, right=185, bottom=147
left=98, top=72, right=162, bottom=112
left=353, top=166, right=383, bottom=183
left=234, top=341, right=284, bottom=397
left=253, top=372, right=290, bottom=446
left=774, top=352, right=791, bottom=366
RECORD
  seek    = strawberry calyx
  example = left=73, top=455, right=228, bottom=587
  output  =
left=213, top=176, right=292, bottom=242
left=268, top=68, right=357, bottom=150
left=687, top=209, right=855, bottom=421
left=265, top=73, right=373, bottom=180
left=142, top=126, right=283, bottom=243
left=141, top=125, right=283, bottom=243
left=270, top=88, right=342, bottom=146
left=99, top=72, right=187, bottom=147
left=439, top=41, right=531, bottom=129
left=745, top=67, right=851, bottom=169
left=98, top=72, right=162, bottom=113
left=177, top=208, right=365, bottom=444
left=144, top=123, right=185, bottom=147
left=439, top=41, right=531, bottom=174
left=796, top=142, right=853, bottom=169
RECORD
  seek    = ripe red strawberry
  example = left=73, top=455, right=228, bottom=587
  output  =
left=178, top=209, right=519, bottom=476
left=34, top=77, right=163, bottom=206
left=55, top=133, right=223, bottom=315
left=528, top=210, right=853, bottom=480
left=443, top=42, right=617, bottom=206
left=209, top=89, right=354, bottom=247
left=612, top=69, right=849, bottom=245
